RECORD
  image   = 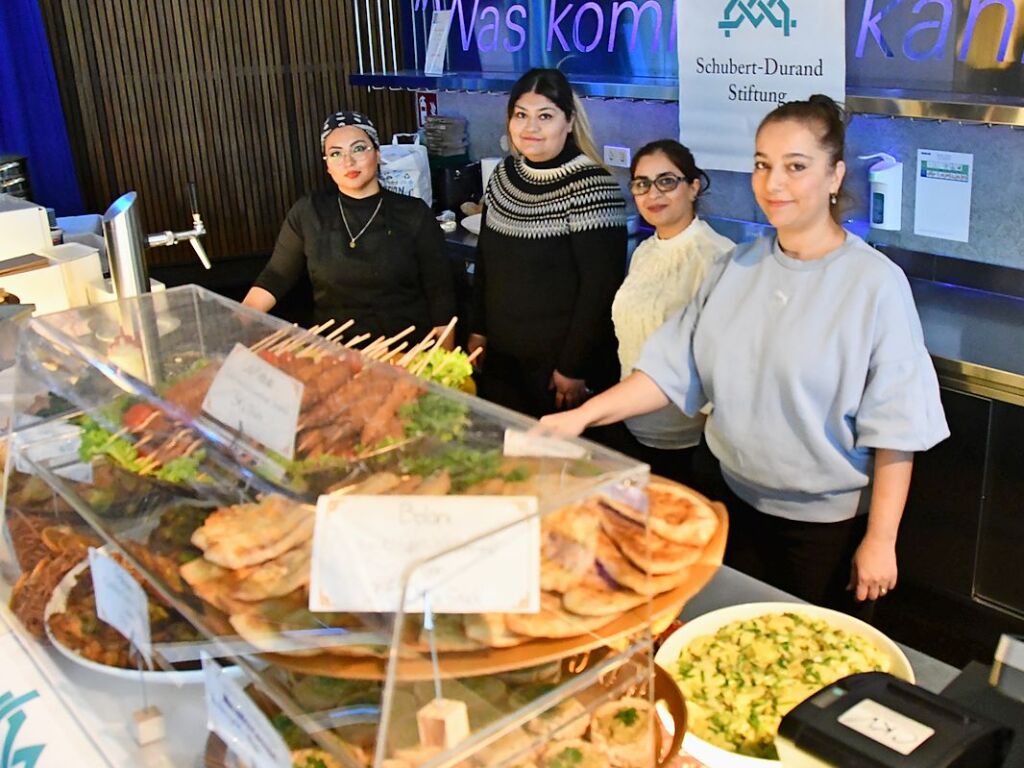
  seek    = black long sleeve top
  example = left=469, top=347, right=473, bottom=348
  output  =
left=470, top=144, right=627, bottom=385
left=253, top=188, right=456, bottom=340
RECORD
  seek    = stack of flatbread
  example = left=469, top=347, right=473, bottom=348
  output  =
left=177, top=480, right=720, bottom=657
left=180, top=494, right=326, bottom=655
left=468, top=481, right=720, bottom=647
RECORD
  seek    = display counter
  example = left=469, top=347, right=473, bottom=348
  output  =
left=1, top=564, right=960, bottom=767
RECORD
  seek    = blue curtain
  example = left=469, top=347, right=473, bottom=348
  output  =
left=0, top=0, right=84, bottom=215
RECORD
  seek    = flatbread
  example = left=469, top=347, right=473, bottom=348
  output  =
left=540, top=501, right=600, bottom=592
left=229, top=590, right=323, bottom=657
left=505, top=593, right=613, bottom=639
left=464, top=613, right=528, bottom=649
left=416, top=614, right=485, bottom=652
left=600, top=508, right=701, bottom=575
left=595, top=531, right=690, bottom=596
left=605, top=481, right=719, bottom=546
left=561, top=569, right=647, bottom=617
left=193, top=495, right=315, bottom=569
left=231, top=541, right=311, bottom=602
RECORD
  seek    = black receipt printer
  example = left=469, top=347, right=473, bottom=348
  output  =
left=775, top=672, right=1014, bottom=767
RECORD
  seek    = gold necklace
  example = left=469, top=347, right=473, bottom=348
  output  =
left=338, top=196, right=383, bottom=249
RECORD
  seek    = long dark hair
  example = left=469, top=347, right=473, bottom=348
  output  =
left=757, top=94, right=850, bottom=221
left=506, top=68, right=602, bottom=166
left=630, top=139, right=711, bottom=212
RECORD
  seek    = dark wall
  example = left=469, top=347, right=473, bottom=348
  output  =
left=39, top=0, right=417, bottom=267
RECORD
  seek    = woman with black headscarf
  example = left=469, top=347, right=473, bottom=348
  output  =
left=244, top=111, right=456, bottom=343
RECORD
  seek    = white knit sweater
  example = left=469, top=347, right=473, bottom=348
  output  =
left=612, top=217, right=734, bottom=448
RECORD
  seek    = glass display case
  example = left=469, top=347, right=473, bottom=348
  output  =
left=0, top=286, right=726, bottom=767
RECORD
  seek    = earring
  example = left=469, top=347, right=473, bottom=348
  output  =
left=829, top=193, right=838, bottom=205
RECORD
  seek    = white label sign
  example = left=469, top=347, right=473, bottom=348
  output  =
left=310, top=495, right=540, bottom=613
left=202, top=654, right=290, bottom=768
left=503, top=428, right=587, bottom=459
left=677, top=0, right=846, bottom=172
left=201, top=343, right=303, bottom=460
left=423, top=10, right=454, bottom=75
left=914, top=149, right=974, bottom=243
left=0, top=633, right=108, bottom=766
left=838, top=698, right=935, bottom=756
left=14, top=420, right=93, bottom=484
left=88, top=547, right=152, bottom=667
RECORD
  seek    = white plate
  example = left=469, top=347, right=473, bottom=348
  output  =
left=655, top=601, right=914, bottom=768
left=44, top=558, right=209, bottom=684
left=461, top=213, right=482, bottom=235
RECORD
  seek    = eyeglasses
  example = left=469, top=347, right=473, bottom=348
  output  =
left=629, top=175, right=687, bottom=196
left=324, top=143, right=373, bottom=164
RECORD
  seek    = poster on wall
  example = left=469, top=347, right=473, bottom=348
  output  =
left=677, top=0, right=846, bottom=172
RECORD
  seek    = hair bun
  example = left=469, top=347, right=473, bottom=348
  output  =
left=808, top=94, right=845, bottom=118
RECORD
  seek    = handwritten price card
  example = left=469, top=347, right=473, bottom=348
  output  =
left=503, top=427, right=587, bottom=459
left=309, top=495, right=540, bottom=614
left=88, top=547, right=152, bottom=666
left=201, top=343, right=303, bottom=460
left=202, top=654, right=290, bottom=768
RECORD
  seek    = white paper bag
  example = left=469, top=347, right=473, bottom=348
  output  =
left=379, top=133, right=432, bottom=207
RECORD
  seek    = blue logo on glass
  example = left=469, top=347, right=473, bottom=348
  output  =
left=719, top=0, right=797, bottom=37
left=0, top=691, right=45, bottom=768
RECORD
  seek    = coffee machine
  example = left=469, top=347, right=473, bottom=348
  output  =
left=431, top=161, right=481, bottom=217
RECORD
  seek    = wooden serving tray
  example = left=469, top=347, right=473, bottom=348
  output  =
left=265, top=482, right=728, bottom=681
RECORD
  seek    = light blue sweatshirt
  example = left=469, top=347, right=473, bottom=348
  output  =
left=636, top=233, right=949, bottom=522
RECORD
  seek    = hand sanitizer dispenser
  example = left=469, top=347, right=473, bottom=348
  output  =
left=859, top=153, right=903, bottom=231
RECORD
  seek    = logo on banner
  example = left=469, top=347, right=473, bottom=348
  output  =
left=0, top=690, right=45, bottom=768
left=719, top=0, right=796, bottom=37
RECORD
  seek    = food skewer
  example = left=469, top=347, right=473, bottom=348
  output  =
left=324, top=319, right=354, bottom=343
left=343, top=332, right=372, bottom=349
left=249, top=327, right=289, bottom=353
left=411, top=317, right=458, bottom=376
left=396, top=331, right=437, bottom=368
left=377, top=342, right=408, bottom=364
left=279, top=319, right=335, bottom=354
left=359, top=335, right=388, bottom=358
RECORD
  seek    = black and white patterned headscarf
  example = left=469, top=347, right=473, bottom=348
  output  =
left=320, top=111, right=380, bottom=151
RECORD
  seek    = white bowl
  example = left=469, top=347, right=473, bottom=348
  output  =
left=461, top=213, right=482, bottom=235
left=655, top=601, right=914, bottom=768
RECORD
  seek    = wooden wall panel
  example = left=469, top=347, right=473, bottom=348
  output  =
left=39, top=0, right=416, bottom=267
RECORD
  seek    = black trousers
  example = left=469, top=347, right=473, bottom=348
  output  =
left=693, top=439, right=876, bottom=623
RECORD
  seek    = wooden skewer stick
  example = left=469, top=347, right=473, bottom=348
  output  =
left=99, top=425, right=131, bottom=450
left=377, top=341, right=409, bottom=363
left=344, top=332, right=372, bottom=348
left=324, top=319, right=355, bottom=344
left=396, top=332, right=436, bottom=368
left=281, top=319, right=335, bottom=355
left=266, top=323, right=300, bottom=354
left=412, top=317, right=457, bottom=376
left=360, top=335, right=389, bottom=358
left=249, top=327, right=288, bottom=353
left=369, top=325, right=416, bottom=356
left=466, top=346, right=483, bottom=365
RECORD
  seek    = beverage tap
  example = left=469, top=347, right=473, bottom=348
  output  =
left=145, top=181, right=211, bottom=269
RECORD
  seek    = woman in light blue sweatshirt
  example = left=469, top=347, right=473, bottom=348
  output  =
left=542, top=96, right=948, bottom=617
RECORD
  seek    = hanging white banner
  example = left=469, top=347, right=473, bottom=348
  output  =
left=677, top=0, right=846, bottom=172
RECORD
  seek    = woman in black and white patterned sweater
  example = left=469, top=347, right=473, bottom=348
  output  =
left=468, top=68, right=628, bottom=417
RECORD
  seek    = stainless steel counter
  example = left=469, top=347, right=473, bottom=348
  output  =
left=910, top=279, right=1024, bottom=405
left=679, top=566, right=960, bottom=694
